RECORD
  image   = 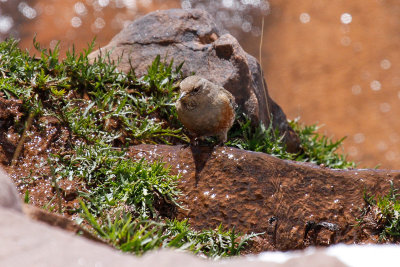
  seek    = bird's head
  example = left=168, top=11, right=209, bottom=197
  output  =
left=178, top=75, right=206, bottom=100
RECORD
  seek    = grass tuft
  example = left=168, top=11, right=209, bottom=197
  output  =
left=361, top=181, right=400, bottom=241
left=227, top=113, right=292, bottom=159
left=53, top=142, right=180, bottom=218
left=290, top=119, right=356, bottom=169
left=81, top=201, right=259, bottom=258
left=227, top=114, right=355, bottom=169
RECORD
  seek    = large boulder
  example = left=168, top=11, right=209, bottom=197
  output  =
left=128, top=144, right=400, bottom=250
left=89, top=9, right=300, bottom=152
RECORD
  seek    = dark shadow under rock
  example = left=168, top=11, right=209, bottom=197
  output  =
left=128, top=144, right=400, bottom=250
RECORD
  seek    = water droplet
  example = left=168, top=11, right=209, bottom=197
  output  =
left=222, top=0, right=234, bottom=8
left=203, top=191, right=210, bottom=196
left=74, top=2, right=87, bottom=15
left=241, top=21, right=252, bottom=32
left=379, top=102, right=391, bottom=113
left=370, top=80, right=381, bottom=91
left=99, top=0, right=110, bottom=7
left=353, top=133, right=365, bottom=144
left=341, top=36, right=351, bottom=46
left=348, top=146, right=358, bottom=156
left=0, top=15, right=13, bottom=34
left=351, top=85, right=362, bottom=95
left=385, top=151, right=398, bottom=161
left=377, top=141, right=388, bottom=151
left=93, top=17, right=106, bottom=30
left=380, top=59, right=391, bottom=70
left=71, top=17, right=82, bottom=28
left=340, top=13, right=352, bottom=24
left=18, top=2, right=37, bottom=19
left=299, top=13, right=310, bottom=24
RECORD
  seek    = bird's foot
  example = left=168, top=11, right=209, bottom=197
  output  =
left=180, top=143, right=191, bottom=149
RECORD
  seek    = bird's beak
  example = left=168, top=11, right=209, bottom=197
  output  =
left=178, top=92, right=186, bottom=101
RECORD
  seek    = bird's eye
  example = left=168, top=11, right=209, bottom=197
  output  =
left=193, top=86, right=200, bottom=93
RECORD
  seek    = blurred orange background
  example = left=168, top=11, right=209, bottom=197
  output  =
left=1, top=0, right=399, bottom=169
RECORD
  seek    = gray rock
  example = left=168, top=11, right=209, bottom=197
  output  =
left=0, top=208, right=140, bottom=267
left=0, top=206, right=348, bottom=267
left=89, top=9, right=300, bottom=152
left=0, top=168, right=22, bottom=212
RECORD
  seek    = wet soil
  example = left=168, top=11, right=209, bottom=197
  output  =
left=0, top=95, right=82, bottom=217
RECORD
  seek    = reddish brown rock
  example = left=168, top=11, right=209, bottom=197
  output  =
left=128, top=144, right=400, bottom=250
left=89, top=9, right=300, bottom=152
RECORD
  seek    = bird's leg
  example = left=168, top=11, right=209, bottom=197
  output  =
left=189, top=133, right=200, bottom=147
left=191, top=138, right=200, bottom=147
left=180, top=133, right=197, bottom=149
left=215, top=131, right=228, bottom=147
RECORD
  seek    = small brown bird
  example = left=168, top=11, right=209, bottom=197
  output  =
left=175, top=76, right=236, bottom=144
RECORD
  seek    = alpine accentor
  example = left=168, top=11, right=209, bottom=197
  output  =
left=175, top=76, right=236, bottom=143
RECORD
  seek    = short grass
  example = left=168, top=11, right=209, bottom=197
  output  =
left=227, top=115, right=355, bottom=169
left=361, top=181, right=400, bottom=241
left=0, top=38, right=355, bottom=256
left=81, top=202, right=257, bottom=257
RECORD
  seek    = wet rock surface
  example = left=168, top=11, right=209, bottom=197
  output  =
left=88, top=8, right=300, bottom=152
left=129, top=144, right=400, bottom=250
left=0, top=169, right=348, bottom=266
